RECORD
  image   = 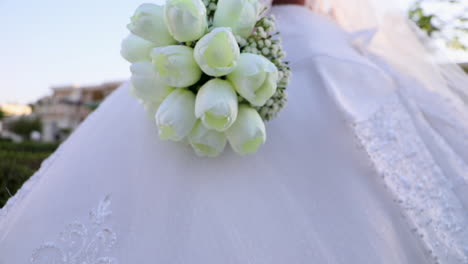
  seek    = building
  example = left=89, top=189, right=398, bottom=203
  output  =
left=34, top=81, right=122, bottom=142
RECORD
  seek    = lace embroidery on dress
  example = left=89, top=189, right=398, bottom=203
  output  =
left=352, top=94, right=468, bottom=264
left=30, top=195, right=118, bottom=264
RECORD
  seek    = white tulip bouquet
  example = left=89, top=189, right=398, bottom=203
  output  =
left=121, top=0, right=290, bottom=157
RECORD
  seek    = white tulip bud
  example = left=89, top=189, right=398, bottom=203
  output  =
left=194, top=27, right=240, bottom=77
left=151, top=45, right=202, bottom=88
left=213, top=0, right=259, bottom=38
left=142, top=100, right=164, bottom=119
left=226, top=105, right=266, bottom=155
left=227, top=53, right=278, bottom=106
left=127, top=3, right=176, bottom=46
left=155, top=89, right=197, bottom=141
left=121, top=34, right=156, bottom=63
left=130, top=62, right=175, bottom=106
left=189, top=120, right=227, bottom=157
left=195, top=79, right=238, bottom=132
left=164, top=0, right=208, bottom=42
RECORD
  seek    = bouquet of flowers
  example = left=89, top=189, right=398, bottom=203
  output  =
left=121, top=0, right=290, bottom=157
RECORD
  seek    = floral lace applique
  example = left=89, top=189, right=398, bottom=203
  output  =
left=30, top=195, right=118, bottom=264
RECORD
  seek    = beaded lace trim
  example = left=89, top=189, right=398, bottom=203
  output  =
left=353, top=94, right=468, bottom=264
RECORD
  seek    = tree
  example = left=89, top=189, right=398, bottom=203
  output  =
left=10, top=117, right=42, bottom=139
left=0, top=109, right=4, bottom=121
left=409, top=0, right=468, bottom=51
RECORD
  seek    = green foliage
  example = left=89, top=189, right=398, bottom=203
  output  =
left=0, top=109, right=5, bottom=121
left=0, top=141, right=58, bottom=152
left=0, top=137, right=13, bottom=143
left=409, top=6, right=440, bottom=36
left=409, top=0, right=468, bottom=51
left=461, top=64, right=468, bottom=73
left=0, top=141, right=58, bottom=208
left=0, top=163, right=35, bottom=206
left=10, top=117, right=42, bottom=138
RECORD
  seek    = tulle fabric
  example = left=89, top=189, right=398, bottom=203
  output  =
left=308, top=0, right=468, bottom=114
left=308, top=1, right=468, bottom=262
left=309, top=0, right=468, bottom=121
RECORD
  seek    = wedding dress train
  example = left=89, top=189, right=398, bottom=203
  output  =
left=1, top=4, right=467, bottom=264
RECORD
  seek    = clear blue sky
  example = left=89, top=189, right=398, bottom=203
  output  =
left=0, top=0, right=431, bottom=104
left=0, top=0, right=151, bottom=104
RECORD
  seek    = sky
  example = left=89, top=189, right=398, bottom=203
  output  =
left=0, top=0, right=150, bottom=104
left=0, top=0, right=463, bottom=104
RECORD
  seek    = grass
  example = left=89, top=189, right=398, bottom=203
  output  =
left=0, top=139, right=59, bottom=208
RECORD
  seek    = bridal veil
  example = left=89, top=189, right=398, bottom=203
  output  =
left=309, top=0, right=468, bottom=262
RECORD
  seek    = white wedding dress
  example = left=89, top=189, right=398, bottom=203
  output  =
left=1, top=3, right=467, bottom=264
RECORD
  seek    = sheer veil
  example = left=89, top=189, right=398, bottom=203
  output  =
left=308, top=0, right=468, bottom=112
left=307, top=0, right=468, bottom=263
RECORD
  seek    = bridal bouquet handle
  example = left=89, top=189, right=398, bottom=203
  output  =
left=121, top=0, right=290, bottom=157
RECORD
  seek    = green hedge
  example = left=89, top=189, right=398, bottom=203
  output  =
left=0, top=141, right=58, bottom=208
left=0, top=141, right=58, bottom=153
